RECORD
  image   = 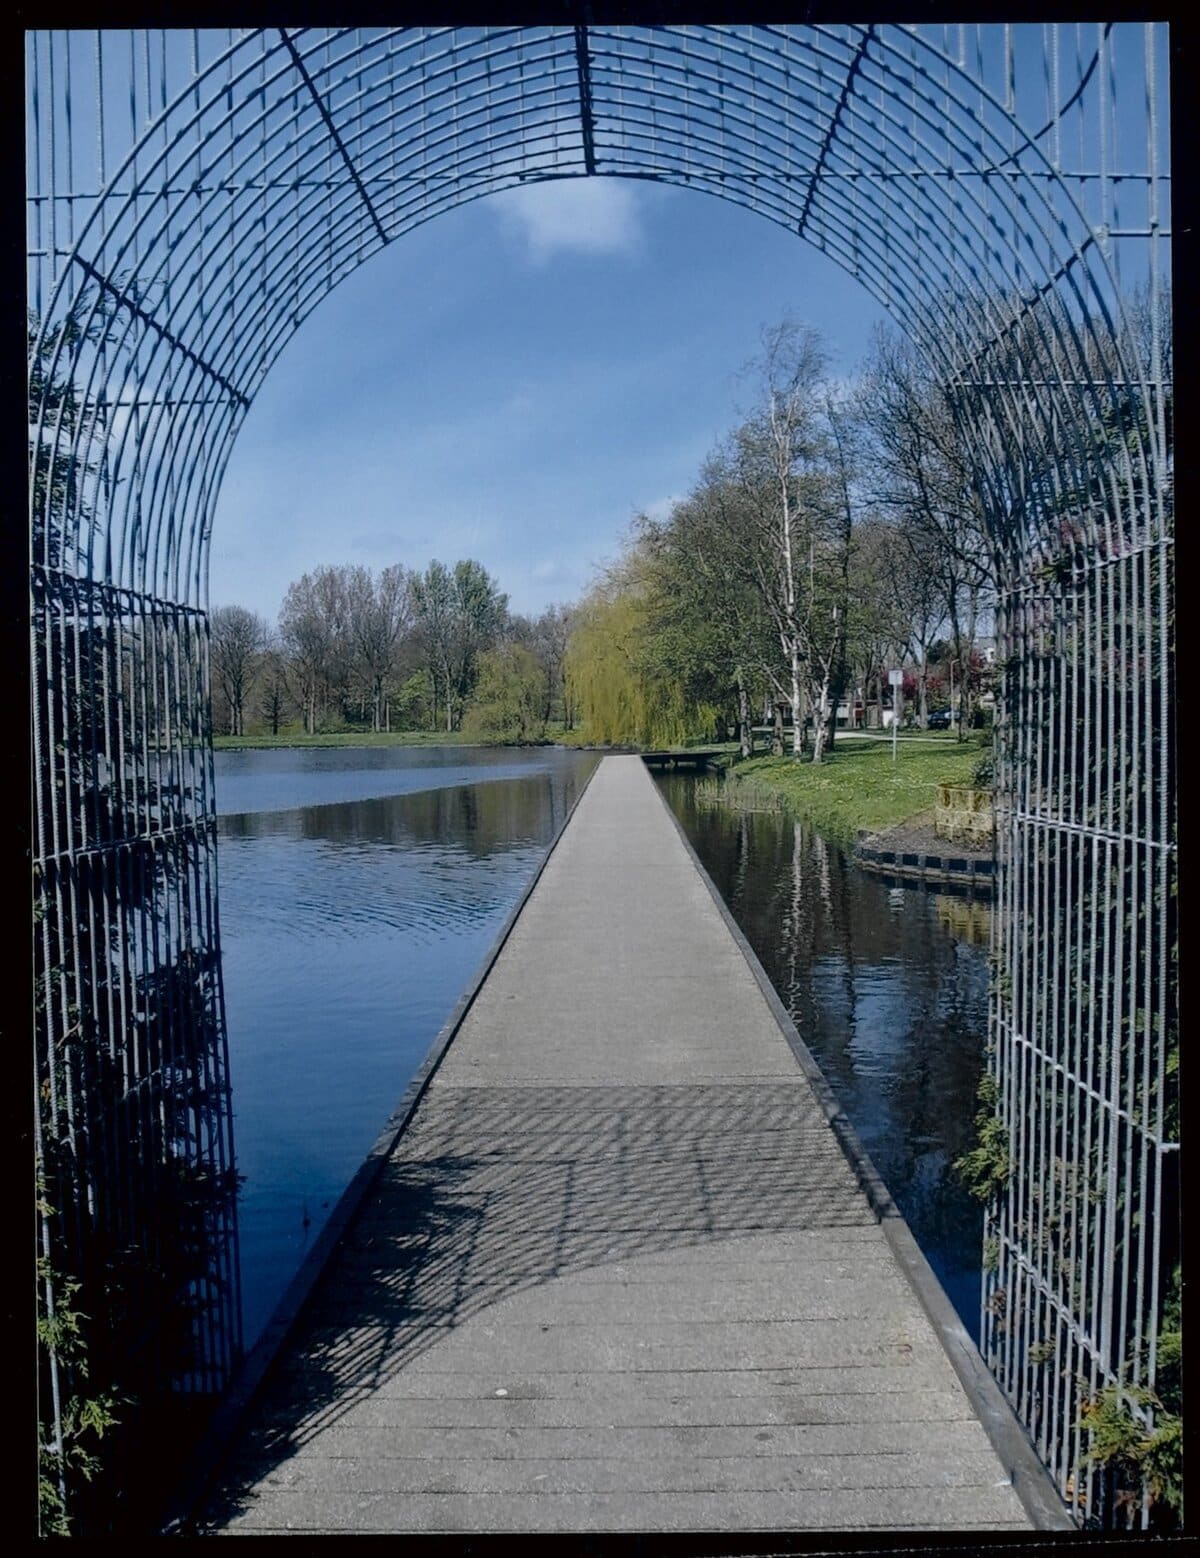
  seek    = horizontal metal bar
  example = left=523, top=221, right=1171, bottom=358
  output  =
left=25, top=169, right=1170, bottom=201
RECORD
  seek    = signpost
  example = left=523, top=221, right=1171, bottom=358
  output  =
left=889, top=668, right=903, bottom=763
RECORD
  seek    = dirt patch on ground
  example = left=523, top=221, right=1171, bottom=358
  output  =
left=859, top=809, right=993, bottom=863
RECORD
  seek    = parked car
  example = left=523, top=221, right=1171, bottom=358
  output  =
left=928, top=709, right=953, bottom=729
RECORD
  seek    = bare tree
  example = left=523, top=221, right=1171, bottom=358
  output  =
left=732, top=320, right=871, bottom=763
left=210, top=605, right=266, bottom=736
left=345, top=563, right=416, bottom=732
left=839, top=517, right=908, bottom=729
left=891, top=531, right=948, bottom=727
left=861, top=325, right=996, bottom=737
left=733, top=319, right=831, bottom=757
left=532, top=604, right=575, bottom=726
left=807, top=387, right=863, bottom=762
left=279, top=566, right=351, bottom=734
left=256, top=633, right=294, bottom=737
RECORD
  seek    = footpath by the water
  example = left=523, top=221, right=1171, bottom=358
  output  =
left=195, top=756, right=1056, bottom=1534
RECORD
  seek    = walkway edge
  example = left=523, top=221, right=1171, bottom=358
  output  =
left=647, top=776, right=1072, bottom=1533
left=160, top=756, right=602, bottom=1536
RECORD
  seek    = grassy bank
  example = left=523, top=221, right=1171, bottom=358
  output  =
left=213, top=730, right=477, bottom=750
left=715, top=734, right=990, bottom=845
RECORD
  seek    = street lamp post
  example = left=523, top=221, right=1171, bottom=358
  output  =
left=889, top=667, right=903, bottom=763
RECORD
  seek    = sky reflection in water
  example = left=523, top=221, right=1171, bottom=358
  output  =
left=216, top=746, right=597, bottom=1347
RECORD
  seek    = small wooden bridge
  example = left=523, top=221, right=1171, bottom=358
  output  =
left=188, top=757, right=1063, bottom=1535
left=639, top=748, right=722, bottom=770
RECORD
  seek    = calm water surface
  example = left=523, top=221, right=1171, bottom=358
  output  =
left=215, top=745, right=598, bottom=1347
left=656, top=772, right=990, bottom=1339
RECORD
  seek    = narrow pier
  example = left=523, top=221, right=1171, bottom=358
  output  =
left=200, top=756, right=1041, bottom=1534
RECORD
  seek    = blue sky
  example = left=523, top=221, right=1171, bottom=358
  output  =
left=210, top=175, right=896, bottom=623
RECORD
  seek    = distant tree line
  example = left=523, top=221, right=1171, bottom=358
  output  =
left=225, top=293, right=1176, bottom=756
left=210, top=560, right=575, bottom=742
left=564, top=317, right=999, bottom=757
left=214, top=319, right=1005, bottom=754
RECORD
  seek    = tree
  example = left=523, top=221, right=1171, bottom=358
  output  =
left=345, top=563, right=415, bottom=732
left=210, top=606, right=267, bottom=736
left=412, top=559, right=508, bottom=731
left=718, top=319, right=875, bottom=763
left=565, top=557, right=718, bottom=748
left=411, top=561, right=457, bottom=732
left=256, top=634, right=295, bottom=736
left=634, top=466, right=777, bottom=758
left=531, top=604, right=575, bottom=727
left=738, top=318, right=831, bottom=757
left=450, top=559, right=509, bottom=720
left=279, top=566, right=351, bottom=734
left=812, top=386, right=865, bottom=759
left=842, top=517, right=910, bottom=728
left=861, top=325, right=996, bottom=739
left=461, top=643, right=548, bottom=743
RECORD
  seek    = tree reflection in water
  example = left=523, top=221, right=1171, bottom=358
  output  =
left=658, top=772, right=990, bottom=1338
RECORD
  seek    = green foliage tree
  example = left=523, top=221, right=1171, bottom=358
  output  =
left=462, top=643, right=548, bottom=743
left=412, top=559, right=507, bottom=730
left=450, top=558, right=509, bottom=720
left=633, top=470, right=776, bottom=756
left=565, top=556, right=719, bottom=748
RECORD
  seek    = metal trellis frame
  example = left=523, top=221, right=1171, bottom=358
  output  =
left=28, top=22, right=1174, bottom=1532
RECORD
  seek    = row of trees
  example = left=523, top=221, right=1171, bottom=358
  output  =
left=211, top=561, right=575, bottom=740
left=214, top=318, right=1001, bottom=754
left=564, top=318, right=997, bottom=758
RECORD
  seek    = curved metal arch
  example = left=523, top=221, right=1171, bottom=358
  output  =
left=32, top=23, right=1165, bottom=607
left=30, top=22, right=1174, bottom=1533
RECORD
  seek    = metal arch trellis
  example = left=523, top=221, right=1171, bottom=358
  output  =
left=28, top=23, right=1174, bottom=1532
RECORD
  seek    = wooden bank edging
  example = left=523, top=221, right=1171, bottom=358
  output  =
left=160, top=758, right=603, bottom=1536
left=647, top=777, right=1072, bottom=1533
left=855, top=838, right=995, bottom=894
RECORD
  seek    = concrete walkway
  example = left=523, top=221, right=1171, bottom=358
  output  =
left=201, top=756, right=1033, bottom=1533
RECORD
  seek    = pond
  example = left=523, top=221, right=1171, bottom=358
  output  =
left=214, top=746, right=989, bottom=1356
left=214, top=744, right=599, bottom=1348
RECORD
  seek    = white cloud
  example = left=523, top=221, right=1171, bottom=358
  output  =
left=641, top=493, right=684, bottom=524
left=495, top=178, right=643, bottom=265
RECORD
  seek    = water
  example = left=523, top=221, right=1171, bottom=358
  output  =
left=215, top=745, right=989, bottom=1354
left=655, top=772, right=991, bottom=1340
left=214, top=744, right=565, bottom=818
left=215, top=745, right=598, bottom=1348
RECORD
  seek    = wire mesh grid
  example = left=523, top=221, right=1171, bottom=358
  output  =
left=28, top=23, right=1174, bottom=1531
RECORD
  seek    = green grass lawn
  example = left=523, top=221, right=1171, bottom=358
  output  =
left=718, top=734, right=990, bottom=845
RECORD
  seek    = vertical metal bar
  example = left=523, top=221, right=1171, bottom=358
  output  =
left=31, top=32, right=44, bottom=319
left=1051, top=23, right=1061, bottom=173
left=48, top=31, right=57, bottom=288
left=1097, top=23, right=1110, bottom=262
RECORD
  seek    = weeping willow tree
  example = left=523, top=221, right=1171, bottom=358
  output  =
left=564, top=557, right=721, bottom=748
